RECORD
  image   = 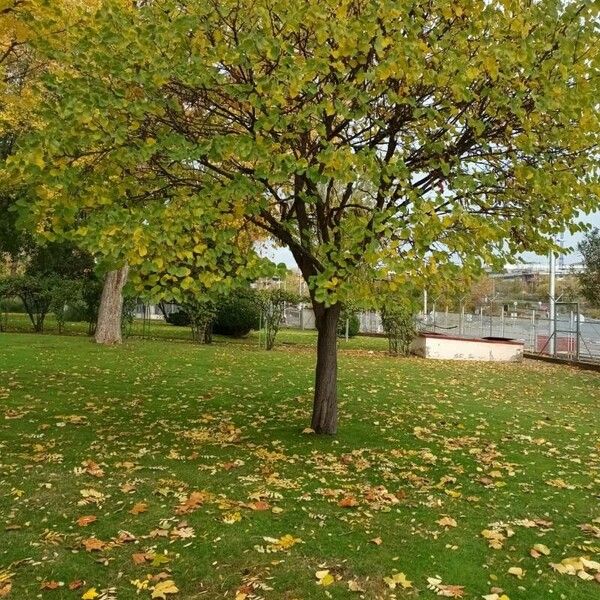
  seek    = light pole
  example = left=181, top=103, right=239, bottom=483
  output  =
left=549, top=251, right=556, bottom=356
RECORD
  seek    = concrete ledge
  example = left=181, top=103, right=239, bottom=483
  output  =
left=523, top=352, right=600, bottom=373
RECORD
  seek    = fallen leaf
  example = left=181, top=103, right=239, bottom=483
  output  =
left=76, top=515, right=97, bottom=527
left=41, top=580, right=61, bottom=590
left=531, top=543, right=550, bottom=557
left=132, top=552, right=149, bottom=565
left=384, top=572, right=412, bottom=590
left=68, top=580, right=84, bottom=591
left=316, top=570, right=334, bottom=586
left=507, top=567, right=524, bottom=579
left=151, top=579, right=179, bottom=598
left=437, top=516, right=458, bottom=528
left=347, top=579, right=365, bottom=592
left=222, top=511, right=242, bottom=524
left=82, top=538, right=105, bottom=552
left=129, top=502, right=148, bottom=515
left=338, top=496, right=359, bottom=508
left=248, top=501, right=270, bottom=511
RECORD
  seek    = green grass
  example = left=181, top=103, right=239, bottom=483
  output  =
left=0, top=333, right=598, bottom=599
left=0, top=312, right=390, bottom=350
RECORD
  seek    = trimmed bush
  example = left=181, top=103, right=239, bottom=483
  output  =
left=165, top=310, right=191, bottom=327
left=0, top=297, right=26, bottom=313
left=213, top=289, right=260, bottom=337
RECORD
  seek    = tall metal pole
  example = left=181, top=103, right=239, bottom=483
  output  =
left=549, top=251, right=556, bottom=355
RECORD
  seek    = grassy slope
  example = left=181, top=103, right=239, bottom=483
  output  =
left=0, top=333, right=598, bottom=599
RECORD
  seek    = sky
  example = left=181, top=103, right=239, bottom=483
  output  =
left=263, top=211, right=600, bottom=269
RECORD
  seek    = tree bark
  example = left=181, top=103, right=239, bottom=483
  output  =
left=311, top=302, right=341, bottom=434
left=95, top=266, right=129, bottom=345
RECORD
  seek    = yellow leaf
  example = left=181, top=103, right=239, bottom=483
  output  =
left=151, top=579, right=179, bottom=598
left=222, top=511, right=241, bottom=524
left=82, top=589, right=99, bottom=600
left=533, top=543, right=550, bottom=556
left=383, top=572, right=412, bottom=590
left=507, top=566, right=524, bottom=578
left=316, top=570, right=334, bottom=586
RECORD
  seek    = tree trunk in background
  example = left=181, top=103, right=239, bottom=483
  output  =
left=311, top=302, right=341, bottom=434
left=95, top=266, right=129, bottom=345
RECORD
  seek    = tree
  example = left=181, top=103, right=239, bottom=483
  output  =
left=0, top=274, right=55, bottom=332
left=49, top=278, right=82, bottom=334
left=257, top=288, right=300, bottom=350
left=579, top=228, right=600, bottom=308
left=182, top=297, right=216, bottom=344
left=381, top=303, right=418, bottom=356
left=10, top=0, right=600, bottom=433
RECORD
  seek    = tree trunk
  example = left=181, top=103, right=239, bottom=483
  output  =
left=204, top=321, right=213, bottom=344
left=95, top=266, right=129, bottom=345
left=311, top=303, right=341, bottom=434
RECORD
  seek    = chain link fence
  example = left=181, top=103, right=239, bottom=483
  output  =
left=417, top=304, right=600, bottom=363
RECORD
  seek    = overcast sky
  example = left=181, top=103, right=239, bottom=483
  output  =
left=263, top=211, right=600, bottom=269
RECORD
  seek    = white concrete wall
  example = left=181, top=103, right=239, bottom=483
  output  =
left=411, top=334, right=523, bottom=362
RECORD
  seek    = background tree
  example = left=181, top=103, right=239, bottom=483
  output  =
left=0, top=241, right=96, bottom=332
left=182, top=297, right=216, bottom=344
left=579, top=228, right=600, bottom=308
left=379, top=283, right=421, bottom=355
left=49, top=278, right=81, bottom=334
left=10, top=0, right=600, bottom=433
left=257, top=288, right=300, bottom=350
left=381, top=303, right=417, bottom=356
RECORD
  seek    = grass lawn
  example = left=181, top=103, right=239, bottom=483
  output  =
left=0, top=333, right=598, bottom=599
left=0, top=313, right=390, bottom=351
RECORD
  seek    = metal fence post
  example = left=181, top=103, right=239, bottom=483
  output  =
left=576, top=304, right=580, bottom=361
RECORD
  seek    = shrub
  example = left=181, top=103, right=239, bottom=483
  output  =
left=213, top=289, right=260, bottom=337
left=166, top=310, right=191, bottom=327
left=0, top=297, right=26, bottom=313
left=337, top=311, right=360, bottom=338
